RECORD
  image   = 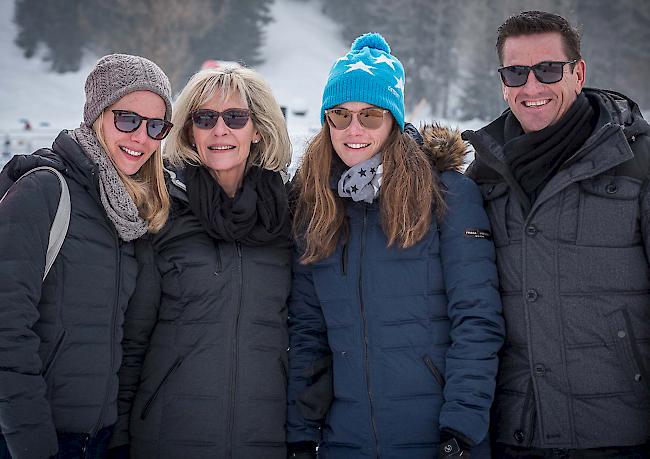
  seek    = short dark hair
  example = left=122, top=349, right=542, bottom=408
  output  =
left=496, top=10, right=581, bottom=65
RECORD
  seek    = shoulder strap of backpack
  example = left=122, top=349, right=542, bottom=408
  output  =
left=0, top=166, right=71, bottom=280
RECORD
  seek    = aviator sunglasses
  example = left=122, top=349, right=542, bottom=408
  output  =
left=112, top=110, right=173, bottom=140
left=498, top=59, right=578, bottom=87
left=325, top=107, right=388, bottom=130
left=191, top=108, right=251, bottom=130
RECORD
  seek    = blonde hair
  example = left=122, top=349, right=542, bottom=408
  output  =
left=292, top=122, right=445, bottom=264
left=92, top=113, right=170, bottom=232
left=164, top=67, right=291, bottom=172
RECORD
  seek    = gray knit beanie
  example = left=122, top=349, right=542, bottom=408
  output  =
left=83, top=53, right=173, bottom=126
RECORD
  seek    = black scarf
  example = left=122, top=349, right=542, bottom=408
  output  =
left=185, top=165, right=290, bottom=246
left=504, top=93, right=595, bottom=200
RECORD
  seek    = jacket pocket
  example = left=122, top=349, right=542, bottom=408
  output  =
left=423, top=355, right=445, bottom=387
left=340, top=241, right=348, bottom=275
left=213, top=240, right=222, bottom=274
left=516, top=379, right=537, bottom=447
left=577, top=176, right=641, bottom=246
left=607, top=309, right=650, bottom=400
left=279, top=356, right=288, bottom=391
left=140, top=356, right=184, bottom=420
left=42, top=330, right=67, bottom=379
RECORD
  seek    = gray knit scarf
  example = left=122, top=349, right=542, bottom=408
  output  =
left=337, top=153, right=383, bottom=203
left=73, top=125, right=148, bottom=241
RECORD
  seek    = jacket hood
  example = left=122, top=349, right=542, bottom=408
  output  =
left=419, top=123, right=468, bottom=173
left=584, top=87, right=650, bottom=139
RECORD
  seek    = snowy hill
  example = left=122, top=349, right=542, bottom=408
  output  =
left=0, top=0, right=485, bottom=169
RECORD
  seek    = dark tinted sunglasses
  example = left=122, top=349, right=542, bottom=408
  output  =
left=325, top=107, right=388, bottom=130
left=190, top=108, right=251, bottom=130
left=112, top=110, right=172, bottom=140
left=498, top=60, right=577, bottom=87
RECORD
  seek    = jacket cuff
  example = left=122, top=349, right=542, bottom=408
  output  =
left=440, top=428, right=474, bottom=448
left=4, top=424, right=58, bottom=459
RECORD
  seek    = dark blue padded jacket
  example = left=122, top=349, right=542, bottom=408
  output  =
left=287, top=125, right=505, bottom=458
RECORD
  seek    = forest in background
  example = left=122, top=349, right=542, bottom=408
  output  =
left=12, top=0, right=650, bottom=121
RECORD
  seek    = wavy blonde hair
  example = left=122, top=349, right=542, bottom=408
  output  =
left=164, top=67, right=291, bottom=172
left=93, top=113, right=170, bottom=232
left=292, top=121, right=445, bottom=264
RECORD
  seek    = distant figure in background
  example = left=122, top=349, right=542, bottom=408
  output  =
left=287, top=32, right=504, bottom=458
left=112, top=66, right=292, bottom=458
left=464, top=10, right=650, bottom=458
left=0, top=54, right=172, bottom=459
left=2, top=135, right=9, bottom=156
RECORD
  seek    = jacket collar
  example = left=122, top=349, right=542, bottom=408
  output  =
left=164, top=165, right=189, bottom=204
left=464, top=88, right=644, bottom=214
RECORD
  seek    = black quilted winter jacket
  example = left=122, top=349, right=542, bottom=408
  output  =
left=112, top=167, right=291, bottom=458
left=0, top=131, right=138, bottom=458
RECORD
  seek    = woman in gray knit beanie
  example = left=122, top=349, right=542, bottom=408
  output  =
left=0, top=54, right=172, bottom=459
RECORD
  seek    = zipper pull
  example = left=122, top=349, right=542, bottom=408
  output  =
left=80, top=433, right=91, bottom=458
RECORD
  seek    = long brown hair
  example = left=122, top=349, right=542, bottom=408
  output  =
left=292, top=122, right=445, bottom=264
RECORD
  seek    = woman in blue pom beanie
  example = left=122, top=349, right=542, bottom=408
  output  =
left=287, top=33, right=505, bottom=458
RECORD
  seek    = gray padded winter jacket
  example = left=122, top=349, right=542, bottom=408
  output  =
left=464, top=88, right=650, bottom=449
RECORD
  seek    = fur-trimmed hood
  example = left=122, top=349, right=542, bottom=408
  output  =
left=416, top=123, right=469, bottom=173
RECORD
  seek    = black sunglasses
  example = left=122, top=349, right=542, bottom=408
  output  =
left=498, top=60, right=578, bottom=87
left=112, top=110, right=173, bottom=140
left=190, top=108, right=251, bottom=130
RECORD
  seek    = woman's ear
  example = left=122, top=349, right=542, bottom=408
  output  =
left=187, top=127, right=196, bottom=148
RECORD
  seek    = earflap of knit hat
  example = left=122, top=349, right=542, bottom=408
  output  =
left=83, top=54, right=173, bottom=126
left=321, top=32, right=406, bottom=130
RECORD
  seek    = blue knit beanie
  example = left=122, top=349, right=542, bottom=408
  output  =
left=321, top=32, right=405, bottom=131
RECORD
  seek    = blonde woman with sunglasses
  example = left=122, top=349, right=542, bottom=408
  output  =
left=112, top=66, right=292, bottom=458
left=287, top=33, right=505, bottom=459
left=0, top=54, right=172, bottom=459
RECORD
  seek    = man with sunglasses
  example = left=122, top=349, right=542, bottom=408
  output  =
left=463, top=10, right=650, bottom=459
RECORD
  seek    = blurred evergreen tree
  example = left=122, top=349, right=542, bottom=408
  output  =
left=14, top=0, right=86, bottom=73
left=13, top=0, right=273, bottom=92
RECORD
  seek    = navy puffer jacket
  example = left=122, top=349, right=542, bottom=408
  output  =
left=287, top=126, right=505, bottom=458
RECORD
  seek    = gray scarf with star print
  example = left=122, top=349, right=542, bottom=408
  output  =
left=337, top=153, right=383, bottom=203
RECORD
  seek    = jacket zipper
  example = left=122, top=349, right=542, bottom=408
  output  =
left=140, top=356, right=185, bottom=420
left=358, top=208, right=380, bottom=457
left=90, top=235, right=121, bottom=437
left=341, top=241, right=348, bottom=275
left=227, top=242, right=243, bottom=458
